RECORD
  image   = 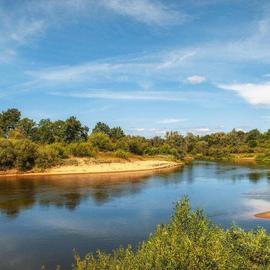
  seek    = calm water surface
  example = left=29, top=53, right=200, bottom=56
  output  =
left=1, top=161, right=270, bottom=269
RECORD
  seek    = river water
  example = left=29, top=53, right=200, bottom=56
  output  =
left=0, top=161, right=270, bottom=269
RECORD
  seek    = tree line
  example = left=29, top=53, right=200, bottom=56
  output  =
left=1, top=108, right=270, bottom=171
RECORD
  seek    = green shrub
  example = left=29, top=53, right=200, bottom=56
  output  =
left=114, top=149, right=129, bottom=160
left=36, top=146, right=61, bottom=169
left=88, top=132, right=113, bottom=152
left=68, top=142, right=95, bottom=157
left=48, top=143, right=68, bottom=159
left=73, top=198, right=270, bottom=270
left=14, top=139, right=38, bottom=171
left=0, top=139, right=16, bottom=169
left=144, top=147, right=160, bottom=156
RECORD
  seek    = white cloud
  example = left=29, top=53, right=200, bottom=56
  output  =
left=25, top=49, right=196, bottom=85
left=193, top=127, right=211, bottom=134
left=186, top=75, right=206, bottom=84
left=157, top=118, right=187, bottom=124
left=217, top=82, right=270, bottom=106
left=51, top=90, right=185, bottom=101
left=101, top=0, right=186, bottom=26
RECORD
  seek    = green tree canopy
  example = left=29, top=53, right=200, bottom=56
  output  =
left=0, top=108, right=21, bottom=137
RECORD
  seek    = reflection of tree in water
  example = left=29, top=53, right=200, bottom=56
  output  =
left=0, top=180, right=36, bottom=217
left=248, top=172, right=264, bottom=183
left=0, top=170, right=181, bottom=217
left=89, top=181, right=144, bottom=205
left=39, top=191, right=85, bottom=210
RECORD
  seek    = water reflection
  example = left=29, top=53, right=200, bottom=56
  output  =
left=1, top=162, right=270, bottom=270
left=0, top=168, right=181, bottom=217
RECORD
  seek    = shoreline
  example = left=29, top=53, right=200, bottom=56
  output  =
left=255, top=212, right=270, bottom=219
left=0, top=160, right=182, bottom=178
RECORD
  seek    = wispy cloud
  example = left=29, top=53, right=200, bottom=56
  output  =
left=101, top=0, right=187, bottom=26
left=157, top=118, right=187, bottom=124
left=186, top=75, right=206, bottom=84
left=25, top=49, right=196, bottom=85
left=51, top=90, right=185, bottom=101
left=217, top=82, right=270, bottom=106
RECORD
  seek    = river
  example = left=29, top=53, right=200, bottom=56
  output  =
left=0, top=161, right=270, bottom=269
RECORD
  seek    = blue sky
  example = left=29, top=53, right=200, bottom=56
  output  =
left=1, top=0, right=270, bottom=136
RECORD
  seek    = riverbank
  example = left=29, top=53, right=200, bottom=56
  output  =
left=0, top=156, right=182, bottom=178
left=255, top=212, right=270, bottom=219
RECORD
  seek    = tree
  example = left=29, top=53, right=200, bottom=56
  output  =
left=18, top=118, right=36, bottom=139
left=110, top=127, right=125, bottom=140
left=36, top=119, right=55, bottom=144
left=92, top=122, right=111, bottom=136
left=0, top=139, right=16, bottom=169
left=88, top=132, right=112, bottom=152
left=63, top=116, right=89, bottom=143
left=0, top=108, right=21, bottom=137
left=165, top=131, right=187, bottom=158
left=14, top=140, right=38, bottom=171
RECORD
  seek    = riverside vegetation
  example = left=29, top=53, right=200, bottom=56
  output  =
left=73, top=198, right=270, bottom=270
left=1, top=108, right=270, bottom=172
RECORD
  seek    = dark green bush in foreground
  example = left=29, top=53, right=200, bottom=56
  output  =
left=73, top=198, right=270, bottom=270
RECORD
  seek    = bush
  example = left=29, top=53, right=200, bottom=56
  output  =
left=67, top=142, right=95, bottom=157
left=88, top=132, right=113, bottom=152
left=0, top=139, right=16, bottom=169
left=48, top=143, right=68, bottom=159
left=114, top=149, right=129, bottom=160
left=36, top=146, right=61, bottom=169
left=73, top=198, right=270, bottom=270
left=14, top=140, right=38, bottom=171
left=256, top=151, right=270, bottom=164
left=144, top=147, right=160, bottom=156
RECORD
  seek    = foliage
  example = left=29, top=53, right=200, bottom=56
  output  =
left=92, top=122, right=125, bottom=140
left=67, top=142, right=95, bottom=157
left=114, top=149, right=129, bottom=160
left=36, top=146, right=61, bottom=170
left=63, top=116, right=89, bottom=143
left=73, top=198, right=270, bottom=270
left=92, top=122, right=111, bottom=136
left=3, top=108, right=270, bottom=172
left=0, top=139, right=16, bottom=169
left=14, top=140, right=38, bottom=171
left=0, top=108, right=21, bottom=137
left=89, top=132, right=113, bottom=152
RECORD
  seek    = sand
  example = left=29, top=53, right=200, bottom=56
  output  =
left=255, top=212, right=270, bottom=219
left=0, top=159, right=181, bottom=178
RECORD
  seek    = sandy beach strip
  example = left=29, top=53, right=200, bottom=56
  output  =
left=255, top=211, right=270, bottom=219
left=0, top=160, right=182, bottom=178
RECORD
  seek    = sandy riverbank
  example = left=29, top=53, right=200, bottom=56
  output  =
left=255, top=212, right=270, bottom=219
left=0, top=159, right=182, bottom=178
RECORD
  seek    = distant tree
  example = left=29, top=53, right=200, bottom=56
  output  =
left=92, top=122, right=111, bottom=136
left=36, top=119, right=55, bottom=144
left=51, top=120, right=66, bottom=142
left=63, top=116, right=89, bottom=143
left=18, top=118, right=36, bottom=139
left=110, top=127, right=125, bottom=140
left=0, top=108, right=21, bottom=137
left=89, top=132, right=112, bottom=152
left=165, top=131, right=187, bottom=158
